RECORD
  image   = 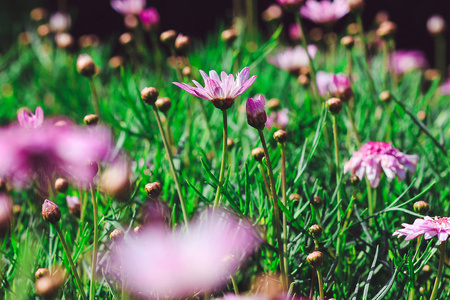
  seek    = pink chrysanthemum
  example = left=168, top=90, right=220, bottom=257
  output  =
left=267, top=45, right=317, bottom=74
left=344, top=141, right=419, bottom=188
left=300, top=0, right=349, bottom=26
left=173, top=67, right=256, bottom=110
left=112, top=209, right=260, bottom=298
left=390, top=50, right=427, bottom=74
left=17, top=107, right=44, bottom=129
left=393, top=217, right=450, bottom=242
left=111, top=0, right=146, bottom=15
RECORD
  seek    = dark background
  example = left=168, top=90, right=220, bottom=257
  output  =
left=1, top=0, right=450, bottom=66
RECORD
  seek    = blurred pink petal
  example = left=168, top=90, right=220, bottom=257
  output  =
left=139, top=7, right=160, bottom=29
left=17, top=107, right=44, bottom=129
left=111, top=0, right=146, bottom=15
left=393, top=217, right=450, bottom=242
left=267, top=45, right=317, bottom=73
left=390, top=50, right=427, bottom=74
left=300, top=0, right=349, bottom=25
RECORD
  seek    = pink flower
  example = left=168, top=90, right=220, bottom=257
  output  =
left=267, top=45, right=317, bottom=73
left=276, top=0, right=305, bottom=12
left=17, top=107, right=44, bottom=129
left=216, top=294, right=310, bottom=300
left=440, top=78, right=450, bottom=95
left=390, top=50, right=427, bottom=74
left=246, top=95, right=267, bottom=130
left=427, top=15, right=445, bottom=35
left=173, top=67, right=256, bottom=110
left=139, top=7, right=159, bottom=30
left=289, top=23, right=302, bottom=41
left=300, top=0, right=349, bottom=26
left=111, top=0, right=145, bottom=15
left=393, top=217, right=450, bottom=242
left=344, top=141, right=419, bottom=188
left=112, top=209, right=260, bottom=298
left=316, top=71, right=352, bottom=101
left=266, top=109, right=289, bottom=129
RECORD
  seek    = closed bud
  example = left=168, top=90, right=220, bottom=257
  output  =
left=413, top=201, right=430, bottom=215
left=375, top=11, right=389, bottom=26
left=262, top=4, right=283, bottom=22
left=37, top=24, right=51, bottom=37
left=246, top=95, right=267, bottom=130
left=326, top=98, right=343, bottom=115
left=340, top=36, right=354, bottom=49
left=297, top=74, right=309, bottom=86
left=84, top=114, right=99, bottom=126
left=379, top=91, right=391, bottom=102
left=76, top=54, right=96, bottom=78
left=267, top=98, right=281, bottom=111
left=311, top=195, right=322, bottom=208
left=273, top=130, right=288, bottom=144
left=307, top=251, right=324, bottom=268
left=119, top=32, right=133, bottom=45
left=221, top=29, right=237, bottom=44
left=417, top=111, right=426, bottom=121
left=30, top=8, right=48, bottom=21
left=347, top=0, right=364, bottom=12
left=66, top=196, right=81, bottom=217
left=422, top=265, right=431, bottom=272
left=109, top=56, right=124, bottom=69
left=35, top=268, right=65, bottom=298
left=155, top=97, right=172, bottom=113
left=424, top=69, right=440, bottom=81
left=141, top=87, right=159, bottom=105
left=160, top=30, right=177, bottom=44
left=35, top=268, right=49, bottom=279
left=349, top=175, right=359, bottom=186
left=309, top=224, right=323, bottom=239
left=427, top=15, right=445, bottom=36
left=227, top=138, right=235, bottom=150
left=55, top=33, right=74, bottom=49
left=252, top=147, right=265, bottom=162
left=42, top=200, right=61, bottom=224
left=347, top=23, right=359, bottom=35
left=133, top=225, right=143, bottom=233
left=54, top=178, right=68, bottom=193
left=182, top=66, right=191, bottom=77
left=174, top=34, right=190, bottom=53
left=289, top=193, right=301, bottom=201
left=376, top=21, right=397, bottom=39
left=145, top=182, right=162, bottom=198
left=110, top=228, right=124, bottom=241
left=124, top=14, right=138, bottom=29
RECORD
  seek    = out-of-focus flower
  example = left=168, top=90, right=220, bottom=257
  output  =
left=390, top=50, right=427, bottom=74
left=216, top=295, right=310, bottom=300
left=262, top=5, right=283, bottom=22
left=100, top=156, right=132, bottom=201
left=289, top=23, right=302, bottom=41
left=17, top=107, right=44, bottom=129
left=300, top=0, right=349, bottom=26
left=77, top=54, right=97, bottom=78
left=316, top=71, right=352, bottom=101
left=0, top=195, right=12, bottom=236
left=427, top=15, right=446, bottom=36
left=246, top=95, right=267, bottom=130
left=49, top=12, right=71, bottom=33
left=55, top=33, right=74, bottom=49
left=112, top=209, right=260, bottom=298
left=78, top=34, right=99, bottom=48
left=267, top=45, right=317, bottom=74
left=30, top=8, right=48, bottom=22
left=266, top=109, right=289, bottom=129
left=439, top=78, right=450, bottom=95
left=393, top=216, right=450, bottom=242
left=66, top=195, right=81, bottom=217
left=276, top=0, right=304, bottom=12
left=139, top=7, right=159, bottom=30
left=111, top=0, right=145, bottom=15
left=344, top=141, right=419, bottom=188
left=173, top=67, right=256, bottom=110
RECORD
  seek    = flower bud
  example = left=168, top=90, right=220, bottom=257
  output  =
left=155, top=97, right=172, bottom=113
left=326, top=98, right=343, bottom=115
left=346, top=23, right=359, bottom=35
left=309, top=224, right=323, bottom=239
left=289, top=193, right=301, bottom=201
left=119, top=32, right=133, bottom=45
left=375, top=11, right=389, bottom=26
left=37, top=24, right=51, bottom=37
left=424, top=69, right=440, bottom=81
left=297, top=74, right=309, bottom=86
left=42, top=200, right=61, bottom=224
left=262, top=4, right=283, bottom=22
left=76, top=54, right=96, bottom=78
left=413, top=201, right=430, bottom=215
left=124, top=14, right=138, bottom=29
left=182, top=66, right=191, bottom=77
left=311, top=195, right=322, bottom=208
left=35, top=268, right=65, bottom=298
left=100, top=158, right=132, bottom=201
left=340, top=36, right=354, bottom=49
left=78, top=34, right=99, bottom=48
left=427, top=15, right=445, bottom=36
left=110, top=228, right=124, bottom=241
left=30, top=8, right=48, bottom=21
left=252, top=147, right=265, bottom=162
left=417, top=111, right=426, bottom=121
left=246, top=95, right=267, bottom=130
left=349, top=175, right=359, bottom=186
left=379, top=91, right=391, bottom=102
left=422, top=265, right=431, bottom=272
left=66, top=196, right=81, bottom=217
left=221, top=29, right=237, bottom=44
left=347, top=0, right=364, bottom=12
left=55, top=33, right=74, bottom=49
left=109, top=56, right=124, bottom=69
left=84, top=114, right=99, bottom=126
left=145, top=182, right=162, bottom=198
left=35, top=268, right=49, bottom=279
left=307, top=251, right=324, bottom=268
left=273, top=130, right=288, bottom=144
left=160, top=30, right=177, bottom=44
left=267, top=98, right=281, bottom=111
left=227, top=138, right=235, bottom=150
left=276, top=0, right=304, bottom=13
left=376, top=21, right=397, bottom=39
left=141, top=87, right=159, bottom=105
left=174, top=34, right=190, bottom=53
left=54, top=178, right=68, bottom=193
left=133, top=225, right=142, bottom=233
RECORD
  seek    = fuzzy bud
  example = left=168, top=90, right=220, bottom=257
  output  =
left=413, top=201, right=430, bottom=215
left=155, top=97, right=172, bottom=113
left=267, top=98, right=281, bottom=111
left=41, top=200, right=61, bottom=224
left=221, top=29, right=237, bottom=44
left=76, top=54, right=96, bottom=78
left=252, top=147, right=265, bottom=162
left=35, top=268, right=65, bottom=298
left=273, top=130, right=288, bottom=144
left=376, top=21, right=397, bottom=39
left=346, top=23, right=359, bottom=35
left=174, top=34, right=190, bottom=53
left=326, top=98, right=343, bottom=115
left=375, top=11, right=389, bottom=26
left=35, top=268, right=49, bottom=279
left=347, top=0, right=364, bottom=12
left=424, top=69, right=440, bottom=81
left=340, top=36, right=354, bottom=49
left=262, top=4, right=283, bottom=22
left=307, top=251, right=324, bottom=268
left=30, top=8, right=48, bottom=21
left=349, top=175, right=360, bottom=186
left=119, top=32, right=133, bottom=45
left=297, top=74, right=309, bottom=86
left=37, top=24, right=51, bottom=37
left=160, top=30, right=177, bottom=44
left=145, top=182, right=162, bottom=198
left=66, top=196, right=81, bottom=217
left=133, top=225, right=143, bottom=233
left=311, top=195, right=322, bottom=208
left=84, top=114, right=99, bottom=126
left=246, top=95, right=267, bottom=130
left=417, top=111, right=426, bottom=121
left=54, top=178, right=68, bottom=193
left=110, top=229, right=124, bottom=241
left=227, top=138, right=235, bottom=150
left=276, top=0, right=304, bottom=13
left=55, top=33, right=74, bottom=49
left=141, top=87, right=159, bottom=105
left=109, top=56, right=124, bottom=69
left=427, top=15, right=446, bottom=36
left=289, top=193, right=301, bottom=201
left=182, top=66, right=191, bottom=77
left=309, top=224, right=323, bottom=239
left=379, top=91, right=391, bottom=102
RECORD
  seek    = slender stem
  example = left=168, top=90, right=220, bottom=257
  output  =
left=169, top=46, right=183, bottom=83
left=257, top=129, right=288, bottom=290
left=213, top=110, right=228, bottom=208
left=89, top=184, right=99, bottom=300
left=88, top=78, right=100, bottom=117
left=231, top=275, right=239, bottom=295
left=151, top=104, right=189, bottom=226
left=346, top=49, right=353, bottom=77
left=258, top=163, right=271, bottom=198
left=317, top=268, right=325, bottom=300
left=53, top=223, right=87, bottom=300
left=150, top=31, right=163, bottom=78
left=435, top=34, right=446, bottom=81
left=430, top=241, right=446, bottom=300
left=345, top=105, right=361, bottom=148
left=332, top=116, right=341, bottom=202
left=279, top=144, right=289, bottom=277
left=309, top=266, right=316, bottom=299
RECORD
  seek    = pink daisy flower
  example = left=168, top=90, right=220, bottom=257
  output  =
left=393, top=217, right=450, bottom=242
left=316, top=71, right=352, bottom=101
left=111, top=0, right=146, bottom=15
left=344, top=141, right=419, bottom=188
left=173, top=67, right=256, bottom=110
left=267, top=45, right=318, bottom=74
left=300, top=0, right=349, bottom=26
left=390, top=50, right=427, bottom=74
left=266, top=109, right=289, bottom=129
left=17, top=107, right=44, bottom=129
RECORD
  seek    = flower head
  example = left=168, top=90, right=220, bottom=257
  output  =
left=246, top=95, right=267, bottom=130
left=267, top=45, right=317, bottom=74
left=17, top=107, right=44, bottom=129
left=439, top=77, right=450, bottom=95
left=139, top=7, right=160, bottom=30
left=390, top=50, right=427, bottom=74
left=289, top=23, right=302, bottom=41
left=173, top=67, right=256, bottom=110
left=49, top=12, right=71, bottom=33
left=111, top=0, right=145, bottom=15
left=316, top=71, right=352, bottom=101
left=427, top=15, right=445, bottom=36
left=393, top=216, right=450, bottom=242
left=266, top=109, right=289, bottom=129
left=111, top=209, right=260, bottom=298
left=300, top=0, right=349, bottom=26
left=344, top=141, right=419, bottom=188
left=276, top=0, right=304, bottom=12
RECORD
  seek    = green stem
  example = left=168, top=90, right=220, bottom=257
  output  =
left=430, top=241, right=446, bottom=300
left=231, top=275, right=239, bottom=295
left=151, top=104, right=189, bottom=227
left=53, top=223, right=87, bottom=300
left=279, top=144, right=289, bottom=277
left=88, top=78, right=100, bottom=118
left=213, top=110, right=228, bottom=208
left=89, top=184, right=99, bottom=300
left=332, top=116, right=341, bottom=202
left=257, top=129, right=288, bottom=290
left=435, top=34, right=446, bottom=81
left=258, top=163, right=271, bottom=198
left=345, top=105, right=361, bottom=148
left=317, top=268, right=325, bottom=300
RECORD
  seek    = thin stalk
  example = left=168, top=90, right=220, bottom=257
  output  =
left=309, top=266, right=316, bottom=299
left=213, top=110, right=228, bottom=208
left=88, top=78, right=100, bottom=117
left=169, top=46, right=183, bottom=83
left=332, top=116, right=341, bottom=202
left=89, top=184, right=99, bottom=300
left=258, top=163, right=271, bottom=199
left=346, top=49, right=353, bottom=77
left=53, top=223, right=87, bottom=300
left=257, top=129, right=288, bottom=290
left=231, top=275, right=239, bottom=295
left=435, top=34, right=446, bottom=81
left=317, top=268, right=325, bottom=300
left=151, top=103, right=189, bottom=227
left=430, top=241, right=446, bottom=300
left=279, top=144, right=289, bottom=277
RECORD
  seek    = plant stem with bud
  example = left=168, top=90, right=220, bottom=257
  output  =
left=88, top=78, right=100, bottom=118
left=213, top=110, right=228, bottom=208
left=279, top=143, right=289, bottom=277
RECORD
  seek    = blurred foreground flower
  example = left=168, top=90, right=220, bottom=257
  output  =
left=316, top=71, right=352, bottom=101
left=49, top=12, right=71, bottom=33
left=17, top=107, right=44, bottom=129
left=267, top=45, right=317, bottom=74
left=173, top=67, right=256, bottom=110
left=300, top=0, right=349, bottom=26
left=112, top=209, right=260, bottom=298
left=393, top=217, right=450, bottom=242
left=139, top=7, right=160, bottom=31
left=390, top=50, right=427, bottom=74
left=439, top=78, right=450, bottom=95
left=111, top=0, right=145, bottom=15
left=266, top=109, right=289, bottom=129
left=344, top=141, right=419, bottom=188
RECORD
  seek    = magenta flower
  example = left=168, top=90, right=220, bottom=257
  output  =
left=390, top=50, right=427, bottom=74
left=289, top=23, right=302, bottom=41
left=316, top=71, right=352, bottom=101
left=276, top=0, right=305, bottom=12
left=267, top=45, right=318, bottom=73
left=393, top=217, right=450, bottom=242
left=300, top=0, right=349, bottom=26
left=17, top=107, right=44, bottom=129
left=246, top=95, right=267, bottom=130
left=344, top=141, right=419, bottom=188
left=172, top=67, right=256, bottom=110
left=112, top=209, right=260, bottom=298
left=111, top=0, right=145, bottom=15
left=139, top=7, right=159, bottom=30
left=440, top=78, right=450, bottom=95
left=266, top=109, right=289, bottom=129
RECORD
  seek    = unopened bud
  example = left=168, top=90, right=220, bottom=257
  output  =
left=252, top=147, right=265, bottom=162
left=141, top=87, right=159, bottom=105
left=267, top=98, right=281, bottom=111
left=375, top=11, right=389, bottom=26
left=376, top=21, right=397, bottom=39
left=311, top=195, right=322, bottom=208
left=289, top=193, right=301, bottom=201
left=35, top=268, right=49, bottom=279
left=54, top=178, right=68, bottom=193
left=341, top=36, right=354, bottom=49
left=110, top=228, right=124, bottom=241
left=124, top=14, right=138, bottom=29
left=307, top=251, right=324, bottom=268
left=66, top=196, right=81, bottom=217
left=109, top=56, right=124, bottom=69
left=35, top=268, right=64, bottom=298
left=227, top=138, right=235, bottom=150
left=155, top=97, right=172, bottom=113
left=119, top=32, right=133, bottom=45
left=422, top=265, right=431, bottom=272
left=349, top=175, right=360, bottom=186
left=379, top=91, right=391, bottom=102
left=417, top=111, right=426, bottom=121
left=326, top=98, right=343, bottom=115
left=309, top=224, right=323, bottom=239
left=133, top=225, right=142, bottom=233
left=413, top=201, right=430, bottom=215
left=221, top=29, right=237, bottom=44
left=174, top=34, right=190, bottom=52
left=182, top=66, right=191, bottom=76
left=42, top=200, right=61, bottom=224
left=30, top=8, right=48, bottom=21
left=76, top=54, right=96, bottom=78
left=262, top=4, right=283, bottom=22
left=427, top=15, right=445, bottom=36
left=273, top=130, right=288, bottom=144
left=55, top=33, right=74, bottom=49
left=347, top=23, right=359, bottom=35
left=84, top=114, right=99, bottom=126
left=160, top=30, right=177, bottom=44
left=347, top=0, right=364, bottom=12
left=37, top=24, right=51, bottom=37
left=424, top=69, right=440, bottom=81
left=145, top=182, right=162, bottom=198
left=297, top=74, right=309, bottom=86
